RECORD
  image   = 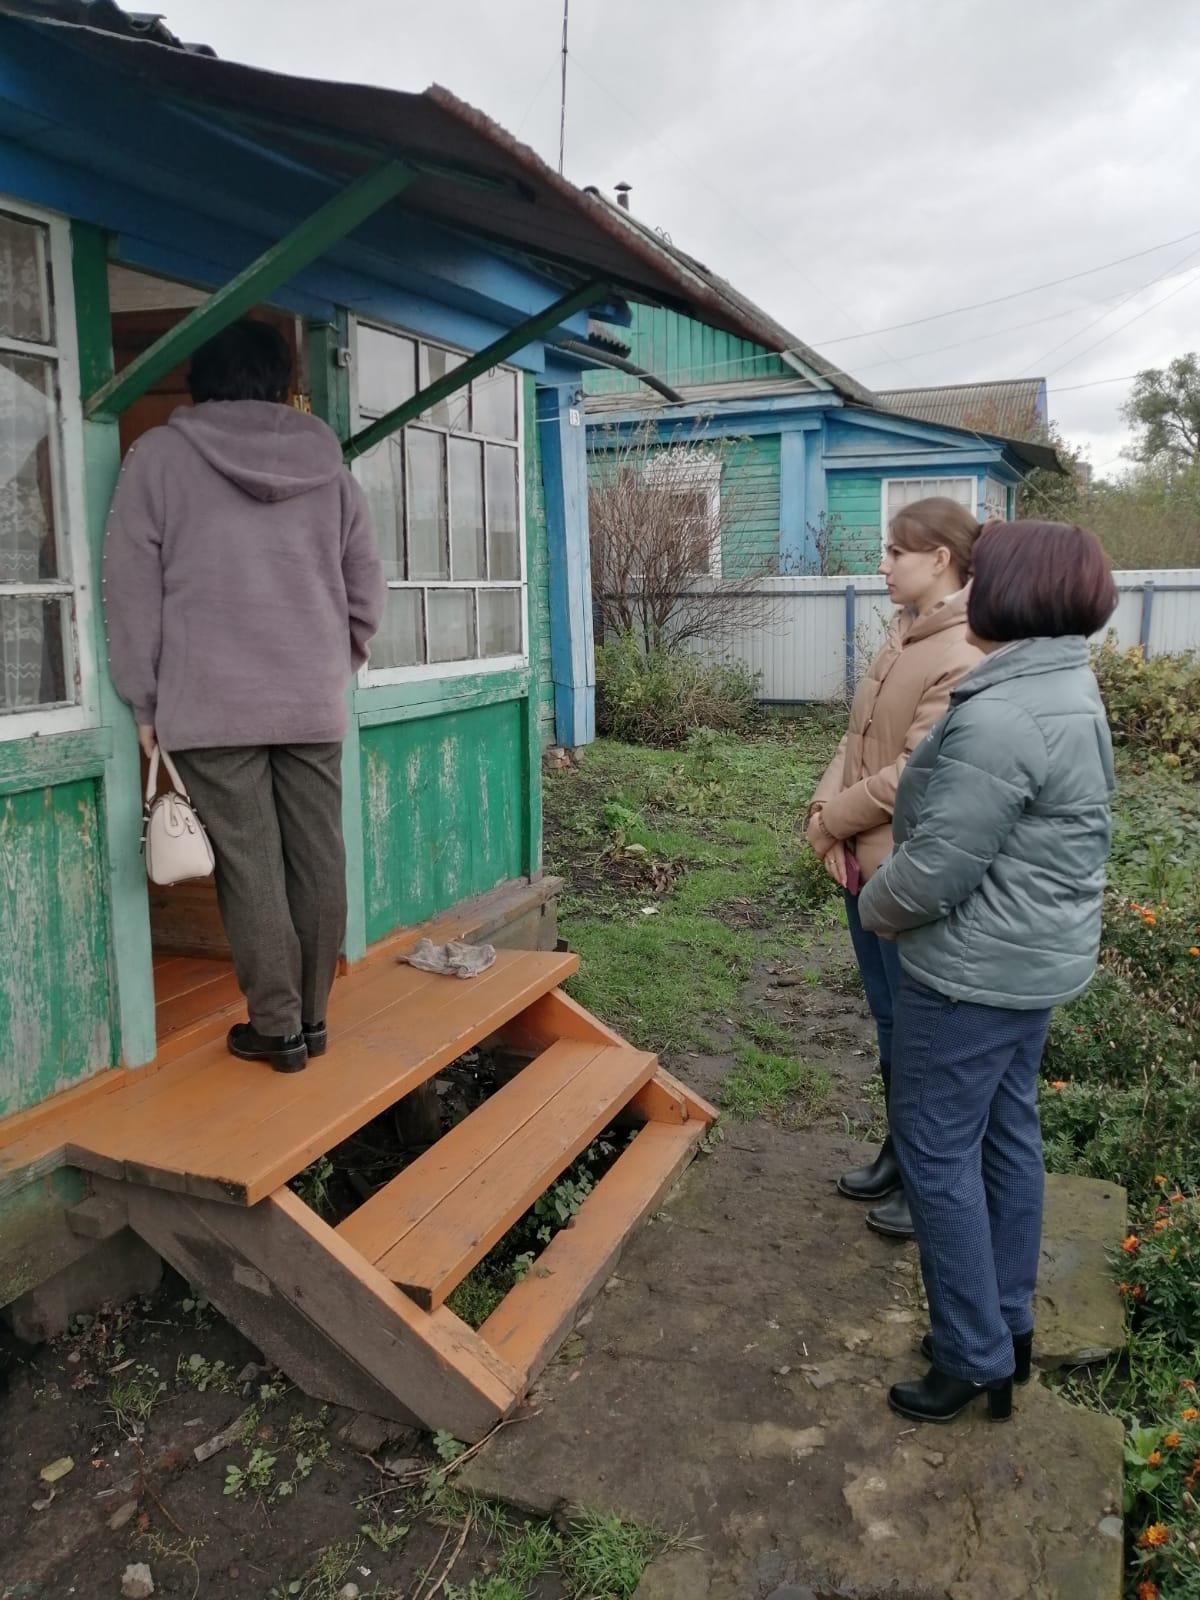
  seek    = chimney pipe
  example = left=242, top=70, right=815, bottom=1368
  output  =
left=615, top=181, right=632, bottom=211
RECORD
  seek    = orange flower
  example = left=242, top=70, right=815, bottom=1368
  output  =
left=1170, top=1191, right=1185, bottom=1204
left=1155, top=1174, right=1169, bottom=1187
left=1139, top=1522, right=1170, bottom=1548
left=1180, top=1379, right=1197, bottom=1390
left=1165, top=1431, right=1182, bottom=1448
left=1138, top=1580, right=1160, bottom=1600
left=1181, top=1407, right=1199, bottom=1421
left=1122, top=1235, right=1141, bottom=1254
left=1148, top=1450, right=1163, bottom=1467
left=1144, top=912, right=1158, bottom=926
left=1155, top=1219, right=1171, bottom=1232
left=1189, top=946, right=1199, bottom=957
left=1132, top=1285, right=1146, bottom=1301
left=1051, top=1080, right=1067, bottom=1091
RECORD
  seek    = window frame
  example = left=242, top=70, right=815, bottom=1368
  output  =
left=880, top=476, right=976, bottom=555
left=982, top=475, right=1008, bottom=524
left=0, top=196, right=96, bottom=741
left=348, top=315, right=527, bottom=686
left=643, top=447, right=723, bottom=578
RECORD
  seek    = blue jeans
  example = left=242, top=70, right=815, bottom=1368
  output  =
left=889, top=977, right=1051, bottom=1384
left=843, top=890, right=904, bottom=1069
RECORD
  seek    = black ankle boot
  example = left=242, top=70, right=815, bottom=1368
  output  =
left=838, top=1135, right=902, bottom=1201
left=888, top=1366, right=1013, bottom=1423
left=920, top=1330, right=1033, bottom=1384
left=227, top=1023, right=308, bottom=1074
left=866, top=1188, right=915, bottom=1238
left=302, top=1020, right=328, bottom=1058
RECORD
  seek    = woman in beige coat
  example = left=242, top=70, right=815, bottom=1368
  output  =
left=807, top=497, right=982, bottom=1238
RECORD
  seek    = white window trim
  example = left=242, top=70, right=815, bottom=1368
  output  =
left=0, top=195, right=97, bottom=741
left=982, top=475, right=1008, bottom=523
left=348, top=316, right=528, bottom=687
left=644, top=448, right=723, bottom=577
left=880, top=476, right=975, bottom=556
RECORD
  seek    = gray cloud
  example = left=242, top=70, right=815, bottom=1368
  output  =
left=162, top=0, right=1200, bottom=471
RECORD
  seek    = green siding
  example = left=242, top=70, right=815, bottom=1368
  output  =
left=722, top=434, right=781, bottom=576
left=361, top=699, right=526, bottom=941
left=584, top=306, right=788, bottom=395
left=0, top=778, right=113, bottom=1117
left=826, top=474, right=883, bottom=574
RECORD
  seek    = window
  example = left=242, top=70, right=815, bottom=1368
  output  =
left=644, top=449, right=723, bottom=577
left=983, top=476, right=1008, bottom=523
left=881, top=476, right=975, bottom=551
left=351, top=320, right=524, bottom=679
left=0, top=202, right=92, bottom=737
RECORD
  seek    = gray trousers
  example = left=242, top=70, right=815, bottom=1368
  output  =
left=172, top=744, right=346, bottom=1037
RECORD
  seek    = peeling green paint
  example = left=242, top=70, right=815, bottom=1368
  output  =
left=0, top=779, right=113, bottom=1116
left=361, top=701, right=525, bottom=941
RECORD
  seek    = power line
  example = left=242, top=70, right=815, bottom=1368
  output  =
left=1044, top=260, right=1200, bottom=378
left=558, top=0, right=569, bottom=177
left=816, top=226, right=1200, bottom=345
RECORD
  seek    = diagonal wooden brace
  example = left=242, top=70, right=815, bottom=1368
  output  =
left=85, top=159, right=416, bottom=419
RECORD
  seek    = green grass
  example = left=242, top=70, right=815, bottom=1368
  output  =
left=720, top=1047, right=833, bottom=1126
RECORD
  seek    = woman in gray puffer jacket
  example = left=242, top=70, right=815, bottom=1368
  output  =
left=858, top=520, right=1117, bottom=1425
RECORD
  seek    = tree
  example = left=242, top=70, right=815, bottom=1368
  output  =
left=1123, top=354, right=1200, bottom=470
left=588, top=422, right=782, bottom=653
left=1015, top=419, right=1089, bottom=521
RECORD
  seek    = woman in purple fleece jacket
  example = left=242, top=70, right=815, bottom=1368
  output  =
left=104, top=321, right=385, bottom=1072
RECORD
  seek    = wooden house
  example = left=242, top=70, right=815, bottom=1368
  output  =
left=0, top=1, right=847, bottom=1438
left=582, top=192, right=1061, bottom=577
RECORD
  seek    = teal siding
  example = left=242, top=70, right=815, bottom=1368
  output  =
left=722, top=434, right=781, bottom=576
left=826, top=475, right=882, bottom=574
left=0, top=778, right=114, bottom=1117
left=585, top=306, right=789, bottom=395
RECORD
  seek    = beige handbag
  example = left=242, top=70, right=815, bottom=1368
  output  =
left=142, top=747, right=215, bottom=886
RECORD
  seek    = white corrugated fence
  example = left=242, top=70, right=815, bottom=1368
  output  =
left=677, top=570, right=1200, bottom=703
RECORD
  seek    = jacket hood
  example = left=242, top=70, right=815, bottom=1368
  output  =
left=903, top=586, right=970, bottom=644
left=169, top=401, right=344, bottom=502
left=954, top=635, right=1090, bottom=701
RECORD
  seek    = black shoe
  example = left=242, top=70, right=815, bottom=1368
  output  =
left=866, top=1188, right=916, bottom=1239
left=838, top=1135, right=902, bottom=1202
left=227, top=1023, right=308, bottom=1073
left=302, top=1020, right=328, bottom=1058
left=888, top=1366, right=1013, bottom=1424
left=920, top=1330, right=1033, bottom=1384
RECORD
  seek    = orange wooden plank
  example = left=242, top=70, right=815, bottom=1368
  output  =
left=153, top=957, right=231, bottom=1006
left=367, top=1041, right=656, bottom=1310
left=479, top=1119, right=704, bottom=1381
left=155, top=968, right=242, bottom=1038
left=66, top=949, right=578, bottom=1205
left=338, top=1038, right=608, bottom=1262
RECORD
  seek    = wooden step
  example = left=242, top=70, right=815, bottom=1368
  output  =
left=61, top=949, right=578, bottom=1204
left=478, top=1119, right=705, bottom=1381
left=338, top=1038, right=658, bottom=1309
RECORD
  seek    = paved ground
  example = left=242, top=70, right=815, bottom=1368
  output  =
left=463, top=1115, right=1127, bottom=1600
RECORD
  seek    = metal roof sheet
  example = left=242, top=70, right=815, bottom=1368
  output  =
left=877, top=379, right=1047, bottom=442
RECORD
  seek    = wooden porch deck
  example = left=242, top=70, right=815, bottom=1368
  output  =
left=1, top=894, right=715, bottom=1438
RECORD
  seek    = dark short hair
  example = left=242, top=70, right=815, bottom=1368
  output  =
left=188, top=320, right=292, bottom=404
left=968, top=520, right=1118, bottom=641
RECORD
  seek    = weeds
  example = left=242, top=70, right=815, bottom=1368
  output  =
left=720, top=1047, right=833, bottom=1127
left=106, top=1363, right=166, bottom=1435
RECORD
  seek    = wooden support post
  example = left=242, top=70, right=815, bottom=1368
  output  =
left=85, top=161, right=415, bottom=419
left=537, top=384, right=595, bottom=747
left=343, top=281, right=605, bottom=462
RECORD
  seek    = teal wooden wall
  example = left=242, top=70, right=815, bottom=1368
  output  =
left=723, top=434, right=781, bottom=576
left=826, top=474, right=883, bottom=574
left=585, top=306, right=788, bottom=395
left=360, top=698, right=526, bottom=941
left=0, top=778, right=113, bottom=1117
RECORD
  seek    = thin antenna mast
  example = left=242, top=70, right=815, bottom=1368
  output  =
left=558, top=0, right=569, bottom=176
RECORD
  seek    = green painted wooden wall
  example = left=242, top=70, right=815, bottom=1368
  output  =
left=585, top=306, right=788, bottom=395
left=722, top=434, right=781, bottom=576
left=826, top=474, right=883, bottom=574
left=0, top=777, right=114, bottom=1117
left=360, top=697, right=526, bottom=941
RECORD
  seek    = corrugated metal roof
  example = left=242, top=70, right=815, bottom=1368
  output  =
left=877, top=379, right=1047, bottom=442
left=0, top=0, right=830, bottom=360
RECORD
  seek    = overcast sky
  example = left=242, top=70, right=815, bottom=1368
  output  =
left=161, top=0, right=1200, bottom=474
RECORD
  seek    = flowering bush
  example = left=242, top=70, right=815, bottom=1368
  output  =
left=1119, top=1193, right=1200, bottom=1357
left=1124, top=1390, right=1200, bottom=1597
left=1093, top=641, right=1200, bottom=774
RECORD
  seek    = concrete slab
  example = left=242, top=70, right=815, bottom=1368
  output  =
left=464, top=1125, right=1125, bottom=1600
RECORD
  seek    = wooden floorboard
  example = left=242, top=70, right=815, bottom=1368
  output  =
left=60, top=950, right=579, bottom=1204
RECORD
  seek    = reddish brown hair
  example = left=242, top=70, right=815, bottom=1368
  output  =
left=889, top=496, right=980, bottom=584
left=967, top=520, right=1117, bottom=641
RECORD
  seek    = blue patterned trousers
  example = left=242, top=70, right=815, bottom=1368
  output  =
left=889, top=976, right=1052, bottom=1384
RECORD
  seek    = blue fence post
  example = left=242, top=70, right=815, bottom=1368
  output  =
left=844, top=583, right=857, bottom=698
left=1139, top=580, right=1155, bottom=658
